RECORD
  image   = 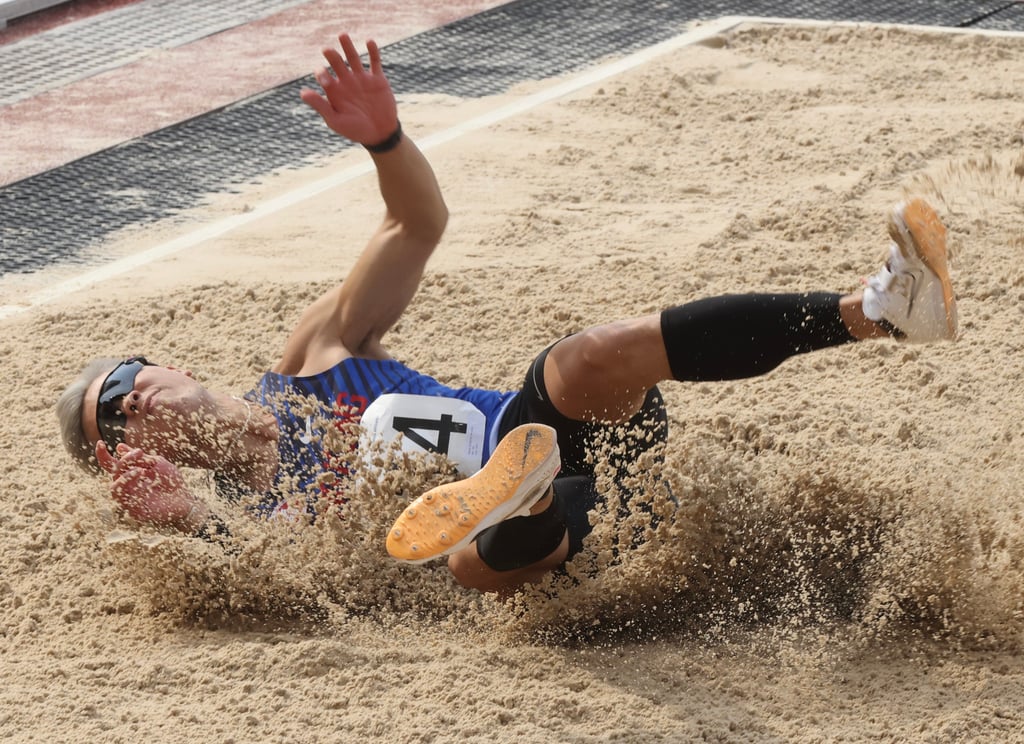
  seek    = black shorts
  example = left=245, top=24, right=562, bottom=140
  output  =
left=497, top=341, right=670, bottom=559
left=497, top=341, right=669, bottom=477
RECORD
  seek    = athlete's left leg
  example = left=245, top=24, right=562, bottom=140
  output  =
left=542, top=291, right=881, bottom=423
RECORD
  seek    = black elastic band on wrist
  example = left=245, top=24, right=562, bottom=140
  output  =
left=194, top=514, right=230, bottom=542
left=364, top=121, right=402, bottom=154
left=194, top=513, right=241, bottom=555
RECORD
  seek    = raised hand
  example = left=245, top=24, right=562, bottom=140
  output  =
left=95, top=442, right=207, bottom=532
left=300, top=33, right=399, bottom=146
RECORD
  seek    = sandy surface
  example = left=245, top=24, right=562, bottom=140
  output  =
left=3, top=20, right=1024, bottom=743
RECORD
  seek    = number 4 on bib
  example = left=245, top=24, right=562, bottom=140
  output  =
left=359, top=394, right=487, bottom=476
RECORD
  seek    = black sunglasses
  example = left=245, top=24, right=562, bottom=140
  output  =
left=95, top=356, right=155, bottom=453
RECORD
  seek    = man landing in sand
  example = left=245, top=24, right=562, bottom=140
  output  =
left=57, top=32, right=958, bottom=595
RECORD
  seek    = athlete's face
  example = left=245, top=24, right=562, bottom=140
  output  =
left=82, top=360, right=219, bottom=465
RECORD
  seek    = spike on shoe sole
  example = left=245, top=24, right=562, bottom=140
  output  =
left=386, top=423, right=561, bottom=564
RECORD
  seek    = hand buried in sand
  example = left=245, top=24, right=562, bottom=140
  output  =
left=299, top=34, right=399, bottom=146
left=95, top=442, right=207, bottom=533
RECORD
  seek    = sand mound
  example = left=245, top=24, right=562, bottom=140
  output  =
left=3, top=20, right=1024, bottom=742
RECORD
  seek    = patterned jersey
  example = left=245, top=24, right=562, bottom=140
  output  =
left=246, top=356, right=516, bottom=510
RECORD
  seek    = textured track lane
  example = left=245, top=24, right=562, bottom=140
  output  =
left=2, top=0, right=1022, bottom=276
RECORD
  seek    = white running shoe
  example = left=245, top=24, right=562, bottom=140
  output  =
left=862, top=198, right=958, bottom=342
left=385, top=424, right=561, bottom=564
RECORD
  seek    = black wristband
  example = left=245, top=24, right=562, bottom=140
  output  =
left=364, top=121, right=402, bottom=153
left=194, top=513, right=230, bottom=542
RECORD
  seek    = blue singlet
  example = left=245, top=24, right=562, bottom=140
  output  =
left=246, top=357, right=516, bottom=510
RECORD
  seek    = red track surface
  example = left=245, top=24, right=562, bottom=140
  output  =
left=0, top=0, right=508, bottom=185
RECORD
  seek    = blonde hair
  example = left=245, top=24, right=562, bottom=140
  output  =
left=56, top=357, right=120, bottom=474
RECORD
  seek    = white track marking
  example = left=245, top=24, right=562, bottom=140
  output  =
left=2, top=15, right=1021, bottom=321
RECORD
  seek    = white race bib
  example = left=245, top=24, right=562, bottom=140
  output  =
left=360, top=394, right=486, bottom=476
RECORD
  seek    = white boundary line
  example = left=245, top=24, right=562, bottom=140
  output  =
left=2, top=14, right=1022, bottom=321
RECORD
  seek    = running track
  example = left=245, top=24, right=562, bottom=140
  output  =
left=1, top=0, right=1022, bottom=282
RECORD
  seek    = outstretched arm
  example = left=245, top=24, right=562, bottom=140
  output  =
left=276, top=34, right=448, bottom=375
left=96, top=442, right=211, bottom=533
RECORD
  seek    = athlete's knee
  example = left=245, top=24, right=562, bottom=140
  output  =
left=566, top=322, right=635, bottom=382
left=447, top=549, right=487, bottom=590
left=447, top=504, right=571, bottom=591
left=446, top=542, right=566, bottom=594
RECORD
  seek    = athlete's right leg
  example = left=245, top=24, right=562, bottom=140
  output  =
left=447, top=474, right=598, bottom=595
left=445, top=486, right=569, bottom=596
left=542, top=292, right=862, bottom=423
left=385, top=423, right=585, bottom=595
left=544, top=198, right=957, bottom=424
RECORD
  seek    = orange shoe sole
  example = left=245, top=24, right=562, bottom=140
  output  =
left=386, top=423, right=561, bottom=564
left=888, top=198, right=958, bottom=338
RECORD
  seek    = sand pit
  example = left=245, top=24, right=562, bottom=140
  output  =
left=2, top=18, right=1024, bottom=742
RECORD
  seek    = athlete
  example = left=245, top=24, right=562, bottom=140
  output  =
left=56, top=33, right=958, bottom=595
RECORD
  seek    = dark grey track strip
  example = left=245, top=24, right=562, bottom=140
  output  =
left=0, top=0, right=313, bottom=106
left=1, top=0, right=1022, bottom=277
